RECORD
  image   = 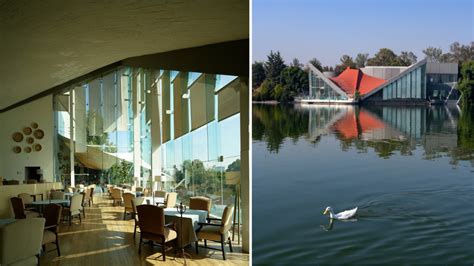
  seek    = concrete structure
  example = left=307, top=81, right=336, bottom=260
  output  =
left=304, top=59, right=459, bottom=105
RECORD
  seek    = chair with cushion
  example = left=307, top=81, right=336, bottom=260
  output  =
left=162, top=192, right=177, bottom=208
left=18, top=193, right=36, bottom=211
left=111, top=188, right=123, bottom=206
left=137, top=205, right=177, bottom=261
left=189, top=196, right=212, bottom=220
left=0, top=218, right=46, bottom=265
left=154, top=190, right=167, bottom=198
left=42, top=204, right=62, bottom=256
left=67, top=187, right=75, bottom=193
left=122, top=192, right=135, bottom=220
left=50, top=191, right=65, bottom=200
left=63, top=194, right=82, bottom=225
left=195, top=205, right=234, bottom=260
left=10, top=197, right=39, bottom=219
left=131, top=197, right=145, bottom=238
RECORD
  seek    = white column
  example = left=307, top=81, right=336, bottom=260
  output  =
left=132, top=69, right=142, bottom=186
left=151, top=71, right=162, bottom=190
left=69, top=88, right=75, bottom=187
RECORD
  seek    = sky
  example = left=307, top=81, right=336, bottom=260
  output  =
left=253, top=0, right=473, bottom=66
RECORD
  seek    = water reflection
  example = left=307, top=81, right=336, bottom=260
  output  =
left=253, top=104, right=474, bottom=166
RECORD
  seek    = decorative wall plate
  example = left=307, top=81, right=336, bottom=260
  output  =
left=23, top=127, right=32, bottom=135
left=13, top=146, right=21, bottom=153
left=26, top=137, right=34, bottom=144
left=33, top=129, right=44, bottom=139
left=31, top=122, right=39, bottom=129
left=33, top=143, right=42, bottom=152
left=12, top=132, right=23, bottom=142
left=24, top=147, right=32, bottom=153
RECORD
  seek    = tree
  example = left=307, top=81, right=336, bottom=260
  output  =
left=290, top=58, right=303, bottom=68
left=253, top=79, right=273, bottom=101
left=340, top=55, right=356, bottom=68
left=355, top=53, right=369, bottom=68
left=367, top=48, right=401, bottom=66
left=422, top=47, right=443, bottom=62
left=280, top=66, right=309, bottom=99
left=264, top=51, right=286, bottom=83
left=309, top=57, right=323, bottom=71
left=398, top=51, right=417, bottom=66
left=442, top=42, right=474, bottom=63
left=252, top=61, right=265, bottom=89
left=457, top=60, right=474, bottom=106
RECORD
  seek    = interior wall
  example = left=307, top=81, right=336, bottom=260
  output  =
left=0, top=95, right=54, bottom=182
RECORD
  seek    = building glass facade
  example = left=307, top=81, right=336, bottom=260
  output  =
left=382, top=63, right=426, bottom=100
left=53, top=66, right=245, bottom=217
left=309, top=71, right=348, bottom=101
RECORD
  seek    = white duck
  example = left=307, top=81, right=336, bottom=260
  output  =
left=322, top=206, right=358, bottom=220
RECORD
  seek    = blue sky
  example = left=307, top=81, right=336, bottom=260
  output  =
left=253, top=0, right=473, bottom=66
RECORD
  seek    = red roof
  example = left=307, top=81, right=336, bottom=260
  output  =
left=329, top=68, right=386, bottom=96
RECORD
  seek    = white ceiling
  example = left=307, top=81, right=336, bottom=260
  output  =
left=0, top=0, right=248, bottom=109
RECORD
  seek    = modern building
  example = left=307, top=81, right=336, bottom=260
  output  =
left=304, top=58, right=459, bottom=105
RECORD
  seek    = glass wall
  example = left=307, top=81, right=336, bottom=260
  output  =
left=382, top=62, right=426, bottom=100
left=309, top=71, right=348, bottom=101
left=53, top=67, right=245, bottom=217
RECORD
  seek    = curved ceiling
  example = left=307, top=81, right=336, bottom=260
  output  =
left=0, top=0, right=248, bottom=109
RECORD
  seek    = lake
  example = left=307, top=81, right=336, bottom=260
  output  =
left=252, top=103, right=474, bottom=264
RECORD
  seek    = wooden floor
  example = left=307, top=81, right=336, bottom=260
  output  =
left=41, top=194, right=248, bottom=265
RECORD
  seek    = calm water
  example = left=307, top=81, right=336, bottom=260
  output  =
left=253, top=104, right=474, bottom=264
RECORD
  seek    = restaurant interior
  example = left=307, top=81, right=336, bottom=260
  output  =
left=0, top=1, right=249, bottom=265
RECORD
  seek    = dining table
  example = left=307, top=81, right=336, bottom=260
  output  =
left=163, top=208, right=208, bottom=248
left=141, top=196, right=165, bottom=206
left=31, top=199, right=70, bottom=214
left=0, top=218, right=15, bottom=227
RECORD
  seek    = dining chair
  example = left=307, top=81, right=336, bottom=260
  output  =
left=154, top=190, right=167, bottom=198
left=50, top=191, right=65, bottom=200
left=63, top=194, right=82, bottom=225
left=10, top=197, right=39, bottom=219
left=82, top=188, right=92, bottom=207
left=42, top=204, right=62, bottom=256
left=67, top=187, right=75, bottom=193
left=136, top=205, right=177, bottom=261
left=0, top=217, right=46, bottom=265
left=17, top=193, right=36, bottom=211
left=122, top=192, right=135, bottom=220
left=162, top=192, right=177, bottom=208
left=195, top=205, right=234, bottom=260
left=111, top=188, right=123, bottom=206
left=189, top=196, right=212, bottom=220
left=131, top=197, right=146, bottom=238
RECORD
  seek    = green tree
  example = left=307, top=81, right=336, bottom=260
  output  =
left=309, top=57, right=323, bottom=71
left=107, top=160, right=133, bottom=185
left=290, top=58, right=303, bottom=68
left=398, top=51, right=417, bottom=66
left=264, top=51, right=286, bottom=83
left=281, top=66, right=309, bottom=97
left=457, top=60, right=474, bottom=105
left=252, top=61, right=265, bottom=89
left=423, top=47, right=444, bottom=63
left=253, top=79, right=274, bottom=101
left=355, top=53, right=369, bottom=68
left=340, top=55, right=356, bottom=68
left=367, top=48, right=401, bottom=66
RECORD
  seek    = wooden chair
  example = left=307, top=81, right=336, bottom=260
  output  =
left=137, top=205, right=177, bottom=261
left=131, top=197, right=145, bottom=238
left=42, top=204, right=62, bottom=256
left=10, top=197, right=39, bottom=219
left=0, top=218, right=46, bottom=265
left=122, top=192, right=135, bottom=220
left=189, top=196, right=212, bottom=220
left=63, top=194, right=82, bottom=225
left=195, top=205, right=234, bottom=260
left=111, top=188, right=123, bottom=206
